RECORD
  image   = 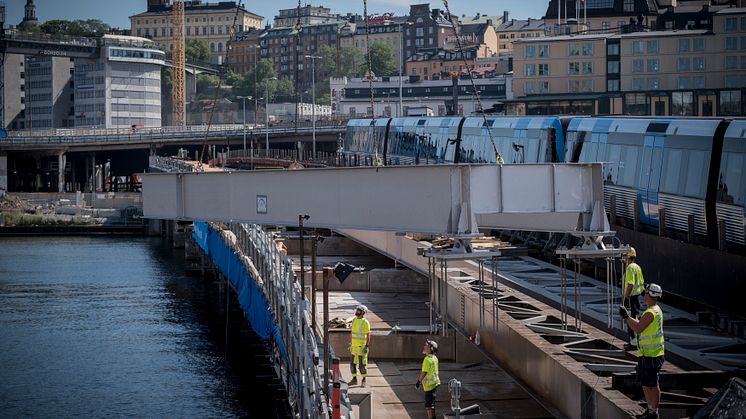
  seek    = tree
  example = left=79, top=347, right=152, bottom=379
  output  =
left=196, top=74, right=220, bottom=94
left=273, top=78, right=295, bottom=102
left=234, top=58, right=278, bottom=104
left=339, top=47, right=365, bottom=78
left=317, top=44, right=337, bottom=80
left=185, top=38, right=210, bottom=63
left=39, top=19, right=110, bottom=36
left=366, top=42, right=397, bottom=76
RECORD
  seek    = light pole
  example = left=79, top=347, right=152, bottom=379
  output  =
left=236, top=95, right=250, bottom=152
left=265, top=76, right=277, bottom=156
left=305, top=55, right=321, bottom=157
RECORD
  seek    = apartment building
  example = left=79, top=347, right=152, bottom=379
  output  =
left=1, top=54, right=25, bottom=130
left=259, top=22, right=343, bottom=88
left=511, top=7, right=746, bottom=116
left=444, top=22, right=499, bottom=57
left=129, top=0, right=263, bottom=64
left=404, top=4, right=456, bottom=59
left=273, top=5, right=340, bottom=28
left=496, top=18, right=546, bottom=56
left=227, top=28, right=263, bottom=74
left=406, top=46, right=480, bottom=79
left=348, top=16, right=407, bottom=73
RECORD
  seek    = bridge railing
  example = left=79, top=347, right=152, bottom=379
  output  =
left=148, top=156, right=195, bottom=173
left=3, top=31, right=99, bottom=47
left=228, top=223, right=331, bottom=418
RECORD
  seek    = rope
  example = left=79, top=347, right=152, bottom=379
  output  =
left=362, top=0, right=382, bottom=166
left=440, top=0, right=503, bottom=163
left=199, top=0, right=244, bottom=164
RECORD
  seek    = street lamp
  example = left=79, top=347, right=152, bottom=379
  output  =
left=236, top=95, right=251, bottom=152
left=265, top=76, right=277, bottom=156
left=385, top=20, right=413, bottom=117
left=305, top=55, right=321, bottom=158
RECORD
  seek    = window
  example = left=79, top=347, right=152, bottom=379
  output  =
left=539, top=63, right=550, bottom=76
left=692, top=57, right=705, bottom=71
left=632, top=78, right=645, bottom=90
left=647, top=59, right=659, bottom=72
left=678, top=57, right=690, bottom=71
left=429, top=27, right=433, bottom=34
left=693, top=38, right=705, bottom=51
left=720, top=90, right=742, bottom=116
left=608, top=61, right=620, bottom=73
left=633, top=59, right=644, bottom=73
left=672, top=91, right=693, bottom=116
left=608, top=79, right=620, bottom=91
left=624, top=0, right=634, bottom=12
left=742, top=56, right=746, bottom=69
left=632, top=41, right=644, bottom=54
left=525, top=64, right=536, bottom=76
left=582, top=62, right=593, bottom=74
left=678, top=39, right=690, bottom=52
left=726, top=17, right=738, bottom=32
left=569, top=43, right=580, bottom=56
left=693, top=76, right=705, bottom=89
left=742, top=17, right=746, bottom=30
left=725, top=75, right=739, bottom=88
left=602, top=21, right=610, bottom=31
left=647, top=78, right=659, bottom=90
left=647, top=40, right=658, bottom=53
left=678, top=76, right=691, bottom=89
left=726, top=56, right=738, bottom=70
left=608, top=43, right=620, bottom=55
left=726, top=37, right=737, bottom=50
left=525, top=45, right=536, bottom=58
left=416, top=27, right=423, bottom=36
left=568, top=62, right=580, bottom=75
left=582, top=43, right=593, bottom=55
left=742, top=36, right=746, bottom=50
left=538, top=45, right=550, bottom=57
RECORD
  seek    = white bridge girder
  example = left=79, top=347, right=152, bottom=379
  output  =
left=142, top=164, right=606, bottom=235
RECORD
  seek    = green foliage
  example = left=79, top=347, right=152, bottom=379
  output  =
left=233, top=59, right=280, bottom=104
left=273, top=78, right=295, bottom=102
left=339, top=47, right=365, bottom=78
left=39, top=19, right=110, bottom=36
left=196, top=74, right=220, bottom=94
left=185, top=38, right=211, bottom=62
left=317, top=44, right=337, bottom=80
left=365, top=42, right=397, bottom=76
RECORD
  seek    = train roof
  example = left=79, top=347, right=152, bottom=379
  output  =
left=568, top=117, right=723, bottom=136
left=725, top=120, right=746, bottom=140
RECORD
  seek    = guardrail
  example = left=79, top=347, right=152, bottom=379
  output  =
left=148, top=156, right=195, bottom=173
left=1, top=124, right=347, bottom=147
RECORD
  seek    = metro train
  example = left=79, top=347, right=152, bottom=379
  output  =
left=344, top=116, right=746, bottom=247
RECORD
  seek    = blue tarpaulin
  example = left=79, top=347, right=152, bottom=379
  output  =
left=192, top=222, right=288, bottom=361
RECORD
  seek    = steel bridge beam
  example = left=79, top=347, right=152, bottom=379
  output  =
left=142, top=163, right=605, bottom=235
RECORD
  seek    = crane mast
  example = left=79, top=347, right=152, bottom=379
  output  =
left=172, top=0, right=185, bottom=127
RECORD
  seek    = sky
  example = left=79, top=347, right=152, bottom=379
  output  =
left=5, top=0, right=547, bottom=30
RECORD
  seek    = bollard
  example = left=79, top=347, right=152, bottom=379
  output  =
left=687, top=214, right=695, bottom=243
left=331, top=356, right=341, bottom=419
left=658, top=207, right=666, bottom=237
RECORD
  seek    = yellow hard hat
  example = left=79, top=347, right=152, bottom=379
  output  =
left=626, top=247, right=637, bottom=258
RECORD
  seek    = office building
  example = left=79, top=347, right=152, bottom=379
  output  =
left=24, top=56, right=74, bottom=129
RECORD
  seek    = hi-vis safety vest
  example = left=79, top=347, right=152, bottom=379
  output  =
left=350, top=317, right=370, bottom=347
left=625, top=262, right=645, bottom=296
left=638, top=305, right=665, bottom=357
left=421, top=354, right=440, bottom=391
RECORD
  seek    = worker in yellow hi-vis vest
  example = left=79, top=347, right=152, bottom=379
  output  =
left=349, top=304, right=371, bottom=385
left=416, top=340, right=441, bottom=419
left=620, top=283, right=665, bottom=419
left=622, top=247, right=645, bottom=350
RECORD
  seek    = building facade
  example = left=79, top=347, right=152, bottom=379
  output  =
left=227, top=28, right=263, bottom=74
left=74, top=35, right=164, bottom=128
left=496, top=18, right=546, bottom=56
left=24, top=56, right=74, bottom=129
left=350, top=16, right=407, bottom=74
left=0, top=54, right=24, bottom=130
left=330, top=74, right=511, bottom=118
left=511, top=7, right=746, bottom=116
left=404, top=4, right=456, bottom=59
left=406, top=46, right=480, bottom=79
left=274, top=5, right=339, bottom=28
left=129, top=0, right=263, bottom=64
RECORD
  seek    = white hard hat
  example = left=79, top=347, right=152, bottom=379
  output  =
left=646, top=283, right=663, bottom=298
left=355, top=305, right=368, bottom=313
left=426, top=340, right=438, bottom=353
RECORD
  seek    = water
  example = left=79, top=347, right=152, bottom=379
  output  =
left=0, top=236, right=285, bottom=418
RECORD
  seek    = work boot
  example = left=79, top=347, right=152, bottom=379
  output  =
left=349, top=377, right=358, bottom=386
left=361, top=377, right=366, bottom=387
left=635, top=408, right=659, bottom=419
left=623, top=343, right=637, bottom=351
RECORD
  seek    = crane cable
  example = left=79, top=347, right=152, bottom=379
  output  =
left=198, top=0, right=245, bottom=166
left=362, top=0, right=382, bottom=166
left=441, top=0, right=503, bottom=163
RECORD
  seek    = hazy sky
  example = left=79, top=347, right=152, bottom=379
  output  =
left=6, top=0, right=547, bottom=29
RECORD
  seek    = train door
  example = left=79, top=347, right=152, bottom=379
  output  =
left=638, top=134, right=665, bottom=225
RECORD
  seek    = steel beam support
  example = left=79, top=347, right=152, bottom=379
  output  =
left=142, top=164, right=605, bottom=236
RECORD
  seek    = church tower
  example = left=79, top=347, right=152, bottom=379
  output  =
left=19, top=0, right=39, bottom=29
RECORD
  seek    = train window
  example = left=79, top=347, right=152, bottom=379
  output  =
left=720, top=153, right=744, bottom=205
left=618, top=145, right=640, bottom=188
left=684, top=151, right=707, bottom=198
left=661, top=149, right=683, bottom=194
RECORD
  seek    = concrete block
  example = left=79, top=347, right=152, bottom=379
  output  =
left=329, top=331, right=455, bottom=361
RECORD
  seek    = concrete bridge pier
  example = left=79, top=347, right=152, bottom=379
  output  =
left=34, top=156, right=42, bottom=192
left=0, top=153, right=7, bottom=197
left=57, top=152, right=66, bottom=193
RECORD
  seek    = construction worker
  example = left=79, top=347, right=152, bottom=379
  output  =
left=416, top=340, right=441, bottom=419
left=349, top=304, right=370, bottom=385
left=620, top=283, right=665, bottom=419
left=622, top=247, right=645, bottom=350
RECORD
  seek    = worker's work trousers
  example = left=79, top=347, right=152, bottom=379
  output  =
left=349, top=345, right=368, bottom=377
left=627, top=294, right=641, bottom=342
